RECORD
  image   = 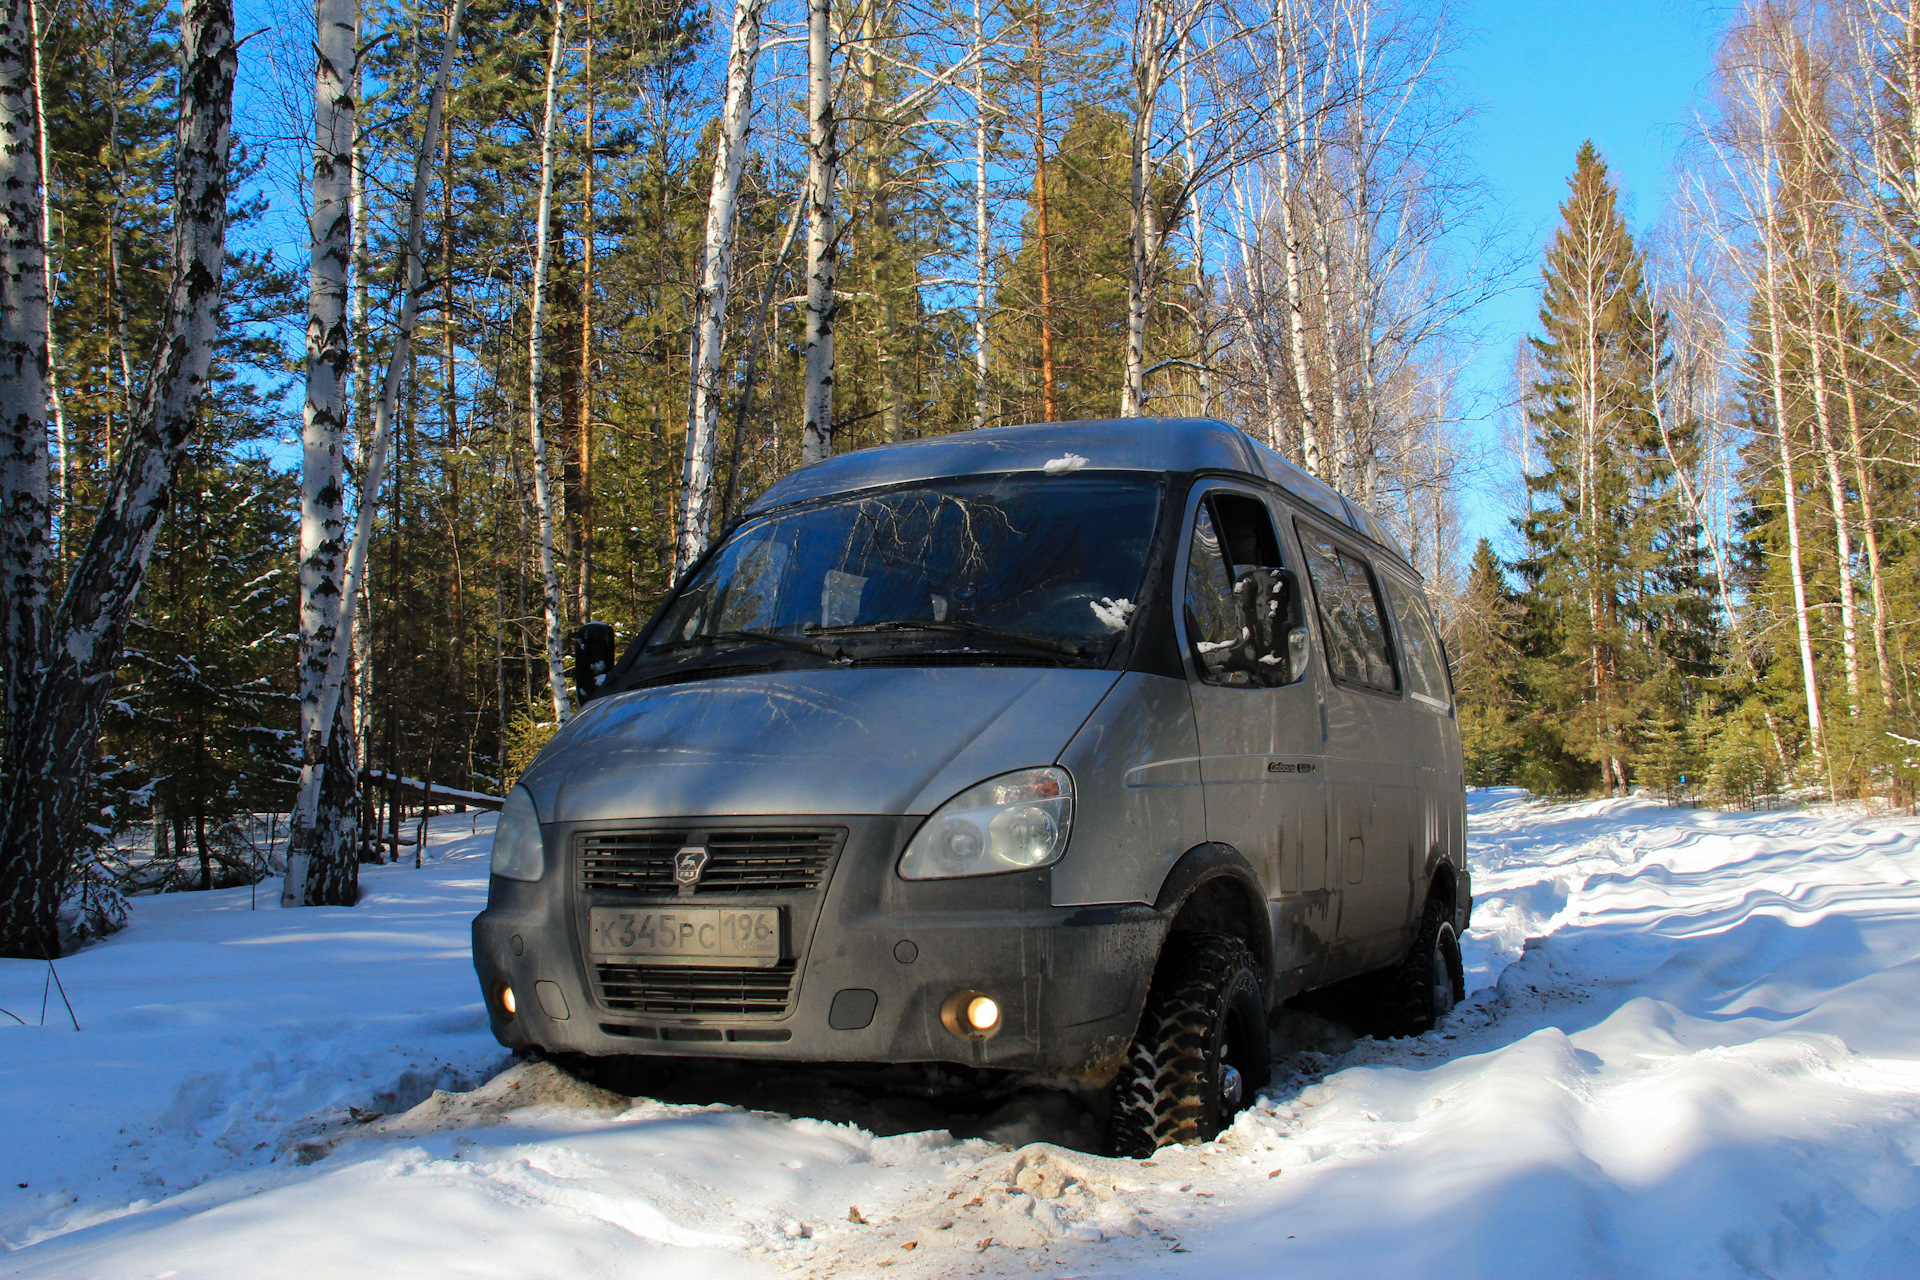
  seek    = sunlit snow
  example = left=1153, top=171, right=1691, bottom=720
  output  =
left=6, top=792, right=1920, bottom=1278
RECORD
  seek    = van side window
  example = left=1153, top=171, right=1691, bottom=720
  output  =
left=1386, top=581, right=1451, bottom=710
left=1184, top=492, right=1289, bottom=687
left=1298, top=526, right=1399, bottom=693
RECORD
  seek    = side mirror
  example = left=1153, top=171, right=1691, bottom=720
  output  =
left=1236, top=567, right=1309, bottom=687
left=571, top=621, right=617, bottom=703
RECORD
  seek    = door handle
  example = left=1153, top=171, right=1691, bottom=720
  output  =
left=1317, top=689, right=1327, bottom=743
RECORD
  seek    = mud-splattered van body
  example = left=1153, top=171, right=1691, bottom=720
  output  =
left=473, top=418, right=1467, bottom=1150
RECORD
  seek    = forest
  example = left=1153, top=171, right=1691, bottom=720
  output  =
left=0, top=0, right=1912, bottom=956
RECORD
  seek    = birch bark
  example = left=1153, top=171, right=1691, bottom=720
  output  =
left=0, top=0, right=51, bottom=887
left=1758, top=147, right=1828, bottom=776
left=283, top=0, right=465, bottom=907
left=0, top=0, right=235, bottom=958
left=1120, top=0, right=1169, bottom=417
left=678, top=0, right=768, bottom=576
left=1030, top=11, right=1056, bottom=421
left=526, top=0, right=572, bottom=720
left=25, top=0, right=61, bottom=547
left=1273, top=0, right=1322, bottom=473
left=800, top=0, right=838, bottom=465
left=971, top=0, right=989, bottom=431
left=291, top=0, right=360, bottom=905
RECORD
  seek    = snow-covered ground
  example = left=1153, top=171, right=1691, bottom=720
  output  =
left=7, top=791, right=1920, bottom=1278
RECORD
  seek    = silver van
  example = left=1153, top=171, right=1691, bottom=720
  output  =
left=473, top=418, right=1468, bottom=1154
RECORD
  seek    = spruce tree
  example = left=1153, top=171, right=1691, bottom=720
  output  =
left=1516, top=142, right=1713, bottom=795
left=1451, top=538, right=1526, bottom=785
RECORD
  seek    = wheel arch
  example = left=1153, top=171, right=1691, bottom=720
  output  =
left=1421, top=842, right=1469, bottom=933
left=1150, top=843, right=1274, bottom=994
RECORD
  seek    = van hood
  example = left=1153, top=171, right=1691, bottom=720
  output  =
left=519, top=666, right=1122, bottom=823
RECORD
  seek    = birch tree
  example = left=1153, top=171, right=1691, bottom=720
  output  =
left=527, top=0, right=572, bottom=722
left=0, top=0, right=53, bottom=942
left=283, top=0, right=465, bottom=908
left=678, top=0, right=769, bottom=575
left=291, top=0, right=361, bottom=905
left=0, top=0, right=234, bottom=958
left=800, top=0, right=839, bottom=464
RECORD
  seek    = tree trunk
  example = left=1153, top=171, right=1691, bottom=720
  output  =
left=283, top=0, right=465, bottom=906
left=0, top=0, right=235, bottom=958
left=1121, top=0, right=1167, bottom=418
left=678, top=0, right=768, bottom=575
left=1760, top=189, right=1828, bottom=778
left=349, top=24, right=371, bottom=782
left=577, top=1, right=595, bottom=620
left=1804, top=309, right=1861, bottom=713
left=1030, top=12, right=1055, bottom=422
left=0, top=0, right=52, bottom=874
left=1833, top=316, right=1894, bottom=716
left=290, top=0, right=360, bottom=907
left=25, top=0, right=61, bottom=552
left=526, top=0, right=572, bottom=719
left=800, top=0, right=838, bottom=465
left=972, top=0, right=990, bottom=431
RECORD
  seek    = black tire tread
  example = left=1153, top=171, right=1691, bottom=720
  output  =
left=1107, top=933, right=1266, bottom=1158
left=1373, top=894, right=1464, bottom=1037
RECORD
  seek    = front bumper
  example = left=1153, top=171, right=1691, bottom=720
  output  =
left=472, top=814, right=1163, bottom=1081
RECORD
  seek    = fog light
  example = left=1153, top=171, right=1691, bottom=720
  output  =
left=940, top=989, right=1002, bottom=1040
left=499, top=983, right=518, bottom=1018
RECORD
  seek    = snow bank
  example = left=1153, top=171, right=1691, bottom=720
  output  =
left=7, top=793, right=1920, bottom=1278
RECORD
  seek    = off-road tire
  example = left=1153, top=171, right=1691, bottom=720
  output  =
left=1373, top=894, right=1465, bottom=1037
left=1106, top=933, right=1269, bottom=1158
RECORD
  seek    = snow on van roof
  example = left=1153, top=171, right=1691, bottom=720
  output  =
left=743, top=418, right=1412, bottom=566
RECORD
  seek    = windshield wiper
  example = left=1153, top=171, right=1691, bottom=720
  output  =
left=654, top=628, right=845, bottom=659
left=807, top=619, right=1086, bottom=658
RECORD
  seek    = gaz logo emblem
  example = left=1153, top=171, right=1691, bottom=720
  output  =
left=673, top=845, right=710, bottom=889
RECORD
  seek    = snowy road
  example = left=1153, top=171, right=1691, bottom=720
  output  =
left=6, top=791, right=1920, bottom=1278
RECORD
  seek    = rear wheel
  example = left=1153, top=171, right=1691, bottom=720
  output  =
left=1106, top=933, right=1269, bottom=1157
left=1375, top=894, right=1465, bottom=1037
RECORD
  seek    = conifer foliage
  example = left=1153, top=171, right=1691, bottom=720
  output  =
left=1511, top=143, right=1713, bottom=795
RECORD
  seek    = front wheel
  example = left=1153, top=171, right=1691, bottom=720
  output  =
left=1106, top=933, right=1270, bottom=1157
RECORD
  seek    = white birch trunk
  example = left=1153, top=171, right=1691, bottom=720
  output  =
left=1759, top=167, right=1828, bottom=773
left=1120, top=0, right=1167, bottom=418
left=283, top=0, right=465, bottom=906
left=1804, top=318, right=1861, bottom=711
left=0, top=0, right=234, bottom=956
left=0, top=0, right=50, bottom=796
left=285, top=0, right=358, bottom=906
left=349, top=17, right=371, bottom=777
left=25, top=0, right=60, bottom=545
left=800, top=0, right=838, bottom=465
left=526, top=0, right=572, bottom=722
left=972, top=0, right=989, bottom=432
left=1272, top=0, right=1322, bottom=474
left=1178, top=57, right=1209, bottom=414
left=677, top=0, right=768, bottom=577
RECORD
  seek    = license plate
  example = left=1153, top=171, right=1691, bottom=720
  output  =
left=588, top=906, right=784, bottom=967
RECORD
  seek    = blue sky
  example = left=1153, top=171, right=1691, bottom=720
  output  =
left=1451, top=0, right=1726, bottom=554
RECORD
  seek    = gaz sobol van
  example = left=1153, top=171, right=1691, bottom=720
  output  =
left=473, top=417, right=1469, bottom=1155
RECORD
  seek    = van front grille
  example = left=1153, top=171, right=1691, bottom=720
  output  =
left=578, top=828, right=840, bottom=895
left=594, top=961, right=796, bottom=1017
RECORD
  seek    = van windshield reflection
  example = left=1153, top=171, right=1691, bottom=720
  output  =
left=647, top=474, right=1163, bottom=664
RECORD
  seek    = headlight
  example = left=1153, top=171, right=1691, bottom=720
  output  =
left=490, top=786, right=545, bottom=881
left=899, top=767, right=1073, bottom=880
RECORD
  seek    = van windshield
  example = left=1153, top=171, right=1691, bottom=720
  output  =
left=647, top=473, right=1163, bottom=661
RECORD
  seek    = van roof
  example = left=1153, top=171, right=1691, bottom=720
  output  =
left=744, top=417, right=1414, bottom=570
